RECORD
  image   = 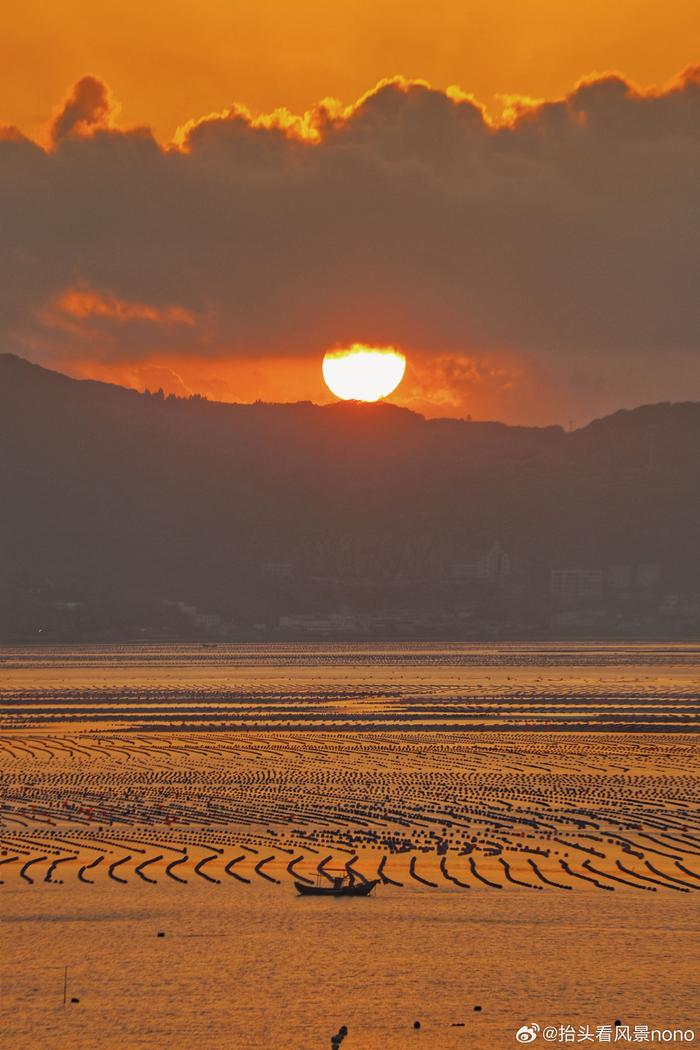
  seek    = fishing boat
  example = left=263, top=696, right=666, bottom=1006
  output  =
left=295, top=871, right=379, bottom=897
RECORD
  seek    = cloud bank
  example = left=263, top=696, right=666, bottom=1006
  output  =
left=1, top=69, right=698, bottom=423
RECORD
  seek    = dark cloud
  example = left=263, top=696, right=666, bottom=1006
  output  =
left=50, top=75, right=119, bottom=145
left=0, top=68, right=698, bottom=422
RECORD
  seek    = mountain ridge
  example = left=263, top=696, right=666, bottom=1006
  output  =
left=2, top=353, right=700, bottom=640
left=7, top=350, right=700, bottom=432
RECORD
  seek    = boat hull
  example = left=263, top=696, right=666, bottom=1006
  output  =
left=295, top=879, right=379, bottom=897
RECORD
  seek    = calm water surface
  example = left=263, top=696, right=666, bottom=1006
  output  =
left=2, top=880, right=699, bottom=1049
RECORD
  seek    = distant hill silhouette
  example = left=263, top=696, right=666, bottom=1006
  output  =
left=1, top=353, right=699, bottom=639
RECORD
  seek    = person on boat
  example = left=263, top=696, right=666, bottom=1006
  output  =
left=332, top=875, right=344, bottom=890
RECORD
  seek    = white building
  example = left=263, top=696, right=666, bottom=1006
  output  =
left=261, top=560, right=295, bottom=580
left=550, top=569, right=603, bottom=602
left=451, top=541, right=511, bottom=581
left=636, top=563, right=661, bottom=588
left=607, top=565, right=633, bottom=591
left=476, top=541, right=511, bottom=580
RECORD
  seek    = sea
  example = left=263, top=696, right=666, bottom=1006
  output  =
left=0, top=642, right=698, bottom=1049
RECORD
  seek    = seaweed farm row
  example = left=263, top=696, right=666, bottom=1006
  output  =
left=1, top=731, right=699, bottom=895
left=3, top=642, right=699, bottom=732
left=1, top=689, right=697, bottom=731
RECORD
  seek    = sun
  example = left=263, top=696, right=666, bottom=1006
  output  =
left=322, top=344, right=406, bottom=402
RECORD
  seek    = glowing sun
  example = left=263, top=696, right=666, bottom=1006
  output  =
left=322, top=345, right=406, bottom=402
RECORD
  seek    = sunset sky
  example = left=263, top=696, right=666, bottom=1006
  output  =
left=1, top=1, right=699, bottom=425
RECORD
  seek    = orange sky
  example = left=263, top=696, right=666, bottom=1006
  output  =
left=3, top=0, right=698, bottom=143
left=2, top=2, right=699, bottom=426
